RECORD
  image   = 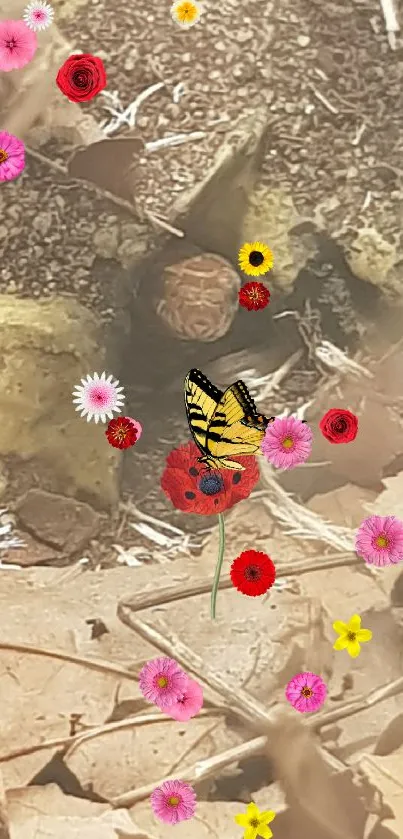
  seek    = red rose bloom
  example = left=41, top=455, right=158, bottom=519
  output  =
left=106, top=416, right=138, bottom=450
left=160, top=441, right=259, bottom=515
left=238, top=281, right=270, bottom=311
left=56, top=54, right=107, bottom=103
left=230, top=550, right=276, bottom=596
left=319, top=408, right=358, bottom=444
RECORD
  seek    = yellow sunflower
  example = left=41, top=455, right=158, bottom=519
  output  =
left=171, top=0, right=203, bottom=27
left=238, top=241, right=274, bottom=277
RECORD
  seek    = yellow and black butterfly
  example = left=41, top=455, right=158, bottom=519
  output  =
left=184, top=368, right=275, bottom=470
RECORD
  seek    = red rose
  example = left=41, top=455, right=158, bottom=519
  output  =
left=319, top=408, right=358, bottom=444
left=56, top=54, right=107, bottom=103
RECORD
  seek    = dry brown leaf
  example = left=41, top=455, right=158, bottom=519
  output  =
left=7, top=784, right=153, bottom=839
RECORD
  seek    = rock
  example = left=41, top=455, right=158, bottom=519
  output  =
left=0, top=295, right=120, bottom=509
left=241, top=188, right=316, bottom=291
left=16, top=490, right=101, bottom=553
left=345, top=227, right=400, bottom=296
left=297, top=34, right=310, bottom=46
left=1, top=532, right=59, bottom=567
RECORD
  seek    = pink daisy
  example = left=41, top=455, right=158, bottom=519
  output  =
left=166, top=677, right=204, bottom=722
left=139, top=657, right=188, bottom=709
left=72, top=371, right=125, bottom=424
left=0, top=132, right=25, bottom=183
left=0, top=20, right=37, bottom=72
left=355, top=515, right=403, bottom=567
left=23, top=1, right=54, bottom=31
left=261, top=416, right=313, bottom=470
left=150, top=779, right=197, bottom=824
left=285, top=671, right=327, bottom=713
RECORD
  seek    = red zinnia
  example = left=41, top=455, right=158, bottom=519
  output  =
left=160, top=441, right=259, bottom=515
left=105, top=416, right=138, bottom=449
left=230, top=550, right=276, bottom=596
left=238, top=281, right=270, bottom=312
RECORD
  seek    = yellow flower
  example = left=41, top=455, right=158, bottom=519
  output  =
left=333, top=614, right=372, bottom=658
left=238, top=242, right=274, bottom=277
left=235, top=802, right=276, bottom=839
left=171, top=0, right=203, bottom=27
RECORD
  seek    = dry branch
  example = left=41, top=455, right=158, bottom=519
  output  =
left=0, top=641, right=140, bottom=682
left=117, top=552, right=361, bottom=613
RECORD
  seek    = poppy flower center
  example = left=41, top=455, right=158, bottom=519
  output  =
left=157, top=676, right=168, bottom=688
left=168, top=796, right=180, bottom=806
left=244, top=564, right=261, bottom=581
left=301, top=686, right=313, bottom=697
left=198, top=473, right=224, bottom=496
left=347, top=631, right=356, bottom=642
left=249, top=818, right=260, bottom=828
left=249, top=250, right=264, bottom=267
left=282, top=436, right=294, bottom=449
left=376, top=534, right=389, bottom=548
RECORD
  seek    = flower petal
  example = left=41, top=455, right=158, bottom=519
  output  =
left=356, top=628, right=372, bottom=642
left=333, top=636, right=349, bottom=651
left=348, top=614, right=362, bottom=632
left=234, top=815, right=249, bottom=827
left=256, top=827, right=273, bottom=839
left=259, top=811, right=276, bottom=824
left=347, top=639, right=361, bottom=658
left=332, top=620, right=348, bottom=635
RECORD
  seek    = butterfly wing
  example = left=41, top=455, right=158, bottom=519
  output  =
left=205, top=380, right=272, bottom=464
left=184, top=368, right=223, bottom=458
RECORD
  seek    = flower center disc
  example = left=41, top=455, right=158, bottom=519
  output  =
left=301, top=686, right=313, bottom=698
left=249, top=818, right=259, bottom=828
left=199, top=473, right=224, bottom=496
left=347, top=632, right=356, bottom=642
left=0, top=149, right=8, bottom=164
left=249, top=250, right=264, bottom=267
left=157, top=676, right=168, bottom=688
left=376, top=534, right=389, bottom=548
left=282, top=436, right=294, bottom=449
left=245, top=565, right=261, bottom=581
left=168, top=796, right=180, bottom=806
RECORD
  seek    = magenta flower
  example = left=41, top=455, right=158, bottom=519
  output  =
left=166, top=677, right=204, bottom=722
left=355, top=515, right=403, bottom=567
left=285, top=671, right=327, bottom=713
left=261, top=416, right=313, bottom=470
left=150, top=779, right=197, bottom=824
left=0, top=132, right=25, bottom=183
left=0, top=19, right=37, bottom=71
left=139, top=657, right=188, bottom=709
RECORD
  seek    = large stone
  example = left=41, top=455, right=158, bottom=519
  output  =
left=0, top=295, right=120, bottom=509
left=16, top=489, right=101, bottom=552
left=345, top=226, right=400, bottom=296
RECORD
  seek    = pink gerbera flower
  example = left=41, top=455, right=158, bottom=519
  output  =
left=261, top=416, right=313, bottom=470
left=0, top=132, right=25, bottom=183
left=72, top=371, right=125, bottom=424
left=23, top=1, right=54, bottom=31
left=139, top=657, right=188, bottom=709
left=0, top=20, right=37, bottom=72
left=355, top=515, right=403, bottom=567
left=150, top=779, right=197, bottom=824
left=166, top=677, right=204, bottom=722
left=285, top=671, right=327, bottom=713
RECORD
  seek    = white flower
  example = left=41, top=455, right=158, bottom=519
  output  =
left=170, top=0, right=203, bottom=28
left=72, top=372, right=125, bottom=424
left=23, top=1, right=54, bottom=31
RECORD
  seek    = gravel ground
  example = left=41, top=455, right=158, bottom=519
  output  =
left=58, top=0, right=403, bottom=243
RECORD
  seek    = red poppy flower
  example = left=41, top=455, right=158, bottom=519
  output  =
left=105, top=416, right=139, bottom=449
left=230, top=550, right=276, bottom=596
left=238, top=281, right=270, bottom=311
left=160, top=441, right=259, bottom=515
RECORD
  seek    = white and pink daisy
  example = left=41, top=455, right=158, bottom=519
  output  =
left=0, top=19, right=37, bottom=72
left=285, top=671, right=327, bottom=713
left=355, top=515, right=403, bottom=567
left=23, top=1, right=54, bottom=31
left=0, top=132, right=25, bottom=183
left=166, top=677, right=203, bottom=722
left=261, top=416, right=313, bottom=470
left=139, top=657, right=188, bottom=709
left=72, top=371, right=125, bottom=424
left=150, top=779, right=197, bottom=824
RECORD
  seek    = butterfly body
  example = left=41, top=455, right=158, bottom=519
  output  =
left=184, top=368, right=274, bottom=470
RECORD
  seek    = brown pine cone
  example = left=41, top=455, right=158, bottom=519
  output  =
left=155, top=253, right=241, bottom=342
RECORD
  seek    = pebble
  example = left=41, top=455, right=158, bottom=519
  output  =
left=215, top=40, right=227, bottom=51
left=297, top=35, right=310, bottom=47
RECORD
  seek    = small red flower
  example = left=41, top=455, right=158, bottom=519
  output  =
left=160, top=441, right=259, bottom=515
left=106, top=416, right=138, bottom=449
left=319, top=408, right=358, bottom=444
left=230, top=550, right=276, bottom=596
left=238, top=281, right=270, bottom=311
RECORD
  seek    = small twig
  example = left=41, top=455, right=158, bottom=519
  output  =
left=379, top=0, right=400, bottom=48
left=143, top=210, right=184, bottom=238
left=352, top=122, right=366, bottom=146
left=309, top=85, right=339, bottom=115
left=145, top=131, right=206, bottom=152
left=313, top=675, right=403, bottom=730
left=0, top=641, right=139, bottom=682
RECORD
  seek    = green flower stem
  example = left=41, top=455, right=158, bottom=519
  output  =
left=210, top=512, right=226, bottom=619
